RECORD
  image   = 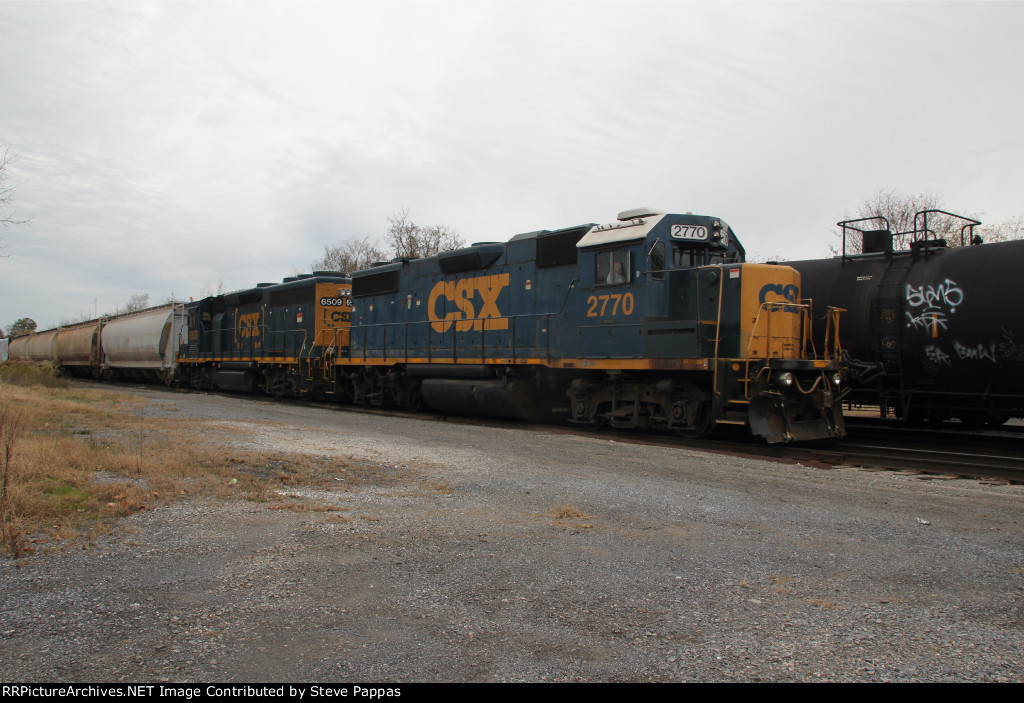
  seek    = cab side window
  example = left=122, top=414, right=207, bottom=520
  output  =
left=650, top=241, right=666, bottom=280
left=596, top=250, right=630, bottom=285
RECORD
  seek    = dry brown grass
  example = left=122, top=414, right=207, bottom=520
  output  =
left=549, top=504, right=592, bottom=520
left=548, top=504, right=594, bottom=528
left=0, top=376, right=404, bottom=557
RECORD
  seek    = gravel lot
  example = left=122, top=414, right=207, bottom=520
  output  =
left=2, top=386, right=1022, bottom=682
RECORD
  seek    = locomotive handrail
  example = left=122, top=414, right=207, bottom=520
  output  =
left=711, top=265, right=725, bottom=408
left=352, top=310, right=566, bottom=365
left=745, top=299, right=820, bottom=363
left=823, top=306, right=844, bottom=361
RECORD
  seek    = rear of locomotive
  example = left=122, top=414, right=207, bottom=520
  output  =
left=563, top=209, right=845, bottom=442
left=177, top=274, right=352, bottom=397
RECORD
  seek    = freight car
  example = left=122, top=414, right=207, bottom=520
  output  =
left=788, top=211, right=1024, bottom=426
left=180, top=208, right=846, bottom=442
left=6, top=304, right=186, bottom=382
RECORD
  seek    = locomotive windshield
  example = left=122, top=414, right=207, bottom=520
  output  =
left=673, top=243, right=735, bottom=268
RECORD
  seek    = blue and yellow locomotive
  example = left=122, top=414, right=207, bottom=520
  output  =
left=178, top=208, right=845, bottom=442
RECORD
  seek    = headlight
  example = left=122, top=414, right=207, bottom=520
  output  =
left=774, top=371, right=794, bottom=387
left=831, top=372, right=842, bottom=386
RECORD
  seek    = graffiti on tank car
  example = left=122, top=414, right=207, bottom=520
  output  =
left=923, top=344, right=952, bottom=368
left=758, top=283, right=799, bottom=313
left=905, top=279, right=963, bottom=338
left=906, top=278, right=963, bottom=310
left=905, top=310, right=949, bottom=336
left=997, top=327, right=1024, bottom=363
left=428, top=273, right=510, bottom=333
left=953, top=340, right=997, bottom=363
left=841, top=350, right=884, bottom=383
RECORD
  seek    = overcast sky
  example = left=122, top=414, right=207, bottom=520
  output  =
left=1, top=0, right=1022, bottom=330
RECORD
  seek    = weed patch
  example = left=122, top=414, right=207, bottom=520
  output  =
left=0, top=381, right=413, bottom=556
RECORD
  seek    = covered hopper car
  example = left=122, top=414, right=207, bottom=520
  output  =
left=7, top=304, right=186, bottom=383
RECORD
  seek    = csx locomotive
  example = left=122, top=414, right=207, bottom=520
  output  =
left=176, top=208, right=846, bottom=442
left=9, top=209, right=847, bottom=443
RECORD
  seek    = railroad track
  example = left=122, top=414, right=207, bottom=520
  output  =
left=84, top=380, right=1024, bottom=484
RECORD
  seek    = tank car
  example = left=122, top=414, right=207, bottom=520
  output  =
left=177, top=273, right=352, bottom=396
left=343, top=208, right=846, bottom=442
left=788, top=211, right=1024, bottom=426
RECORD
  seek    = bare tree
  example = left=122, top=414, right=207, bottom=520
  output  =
left=0, top=145, right=30, bottom=254
left=123, top=293, right=150, bottom=313
left=310, top=234, right=388, bottom=274
left=833, top=188, right=1023, bottom=254
left=310, top=210, right=464, bottom=276
left=981, top=214, right=1024, bottom=243
left=385, top=209, right=464, bottom=259
left=198, top=279, right=225, bottom=299
left=58, top=311, right=97, bottom=326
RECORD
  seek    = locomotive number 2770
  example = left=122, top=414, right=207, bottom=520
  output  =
left=586, top=292, right=635, bottom=317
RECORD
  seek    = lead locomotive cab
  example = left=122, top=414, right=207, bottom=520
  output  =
left=564, top=208, right=846, bottom=442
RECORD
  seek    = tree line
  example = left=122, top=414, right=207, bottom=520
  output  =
left=308, top=209, right=464, bottom=274
left=831, top=188, right=1024, bottom=255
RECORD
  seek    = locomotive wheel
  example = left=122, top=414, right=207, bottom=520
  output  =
left=407, top=390, right=424, bottom=413
left=675, top=405, right=712, bottom=440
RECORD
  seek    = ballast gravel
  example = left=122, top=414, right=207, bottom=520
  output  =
left=1, top=386, right=1022, bottom=682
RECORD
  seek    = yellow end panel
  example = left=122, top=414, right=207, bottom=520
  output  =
left=740, top=264, right=804, bottom=360
left=315, top=282, right=353, bottom=349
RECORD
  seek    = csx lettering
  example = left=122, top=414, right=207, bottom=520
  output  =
left=237, top=311, right=261, bottom=337
left=758, top=283, right=799, bottom=313
left=428, top=274, right=509, bottom=333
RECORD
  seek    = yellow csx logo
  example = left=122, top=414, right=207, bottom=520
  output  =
left=428, top=273, right=509, bottom=333
left=236, top=311, right=262, bottom=338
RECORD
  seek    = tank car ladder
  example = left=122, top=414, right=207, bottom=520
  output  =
left=871, top=258, right=913, bottom=420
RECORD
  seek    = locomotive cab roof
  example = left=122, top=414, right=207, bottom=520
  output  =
left=576, top=210, right=744, bottom=261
